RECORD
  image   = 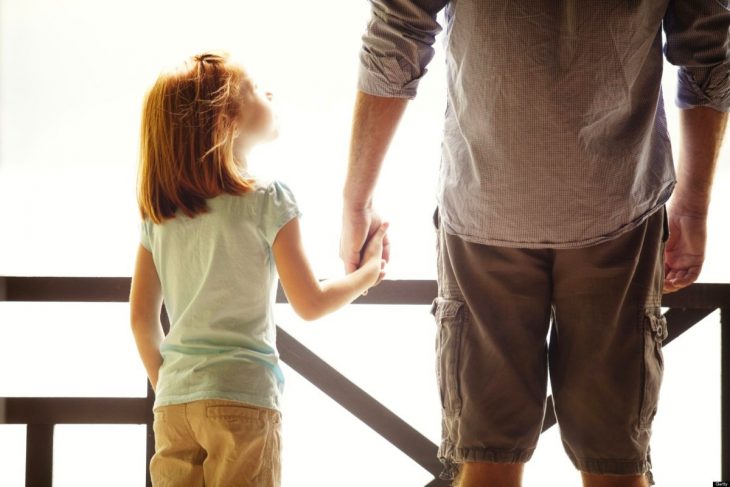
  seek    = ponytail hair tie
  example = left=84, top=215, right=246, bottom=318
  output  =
left=193, top=52, right=225, bottom=64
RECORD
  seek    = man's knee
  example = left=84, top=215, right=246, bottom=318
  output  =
left=455, top=461, right=524, bottom=487
left=581, top=471, right=650, bottom=487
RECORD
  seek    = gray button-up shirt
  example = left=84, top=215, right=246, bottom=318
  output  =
left=359, top=0, right=730, bottom=248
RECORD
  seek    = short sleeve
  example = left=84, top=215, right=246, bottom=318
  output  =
left=259, top=180, right=302, bottom=246
left=140, top=219, right=152, bottom=251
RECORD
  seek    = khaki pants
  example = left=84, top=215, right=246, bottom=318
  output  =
left=151, top=400, right=281, bottom=487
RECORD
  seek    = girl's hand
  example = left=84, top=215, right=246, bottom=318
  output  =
left=361, top=222, right=389, bottom=286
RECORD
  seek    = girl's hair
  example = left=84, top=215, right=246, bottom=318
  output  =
left=138, top=52, right=254, bottom=223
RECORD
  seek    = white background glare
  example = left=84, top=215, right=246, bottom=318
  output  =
left=0, top=0, right=727, bottom=486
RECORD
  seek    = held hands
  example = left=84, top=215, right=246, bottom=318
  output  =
left=360, top=221, right=389, bottom=287
left=663, top=203, right=707, bottom=294
left=340, top=206, right=391, bottom=283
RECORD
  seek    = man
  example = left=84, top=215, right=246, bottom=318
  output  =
left=340, top=1, right=729, bottom=486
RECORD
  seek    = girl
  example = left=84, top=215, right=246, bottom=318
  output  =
left=129, top=52, right=387, bottom=487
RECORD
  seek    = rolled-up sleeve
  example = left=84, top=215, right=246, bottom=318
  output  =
left=359, top=0, right=448, bottom=99
left=663, top=0, right=730, bottom=111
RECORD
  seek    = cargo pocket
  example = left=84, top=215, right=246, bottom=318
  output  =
left=432, top=297, right=466, bottom=415
left=639, top=307, right=668, bottom=430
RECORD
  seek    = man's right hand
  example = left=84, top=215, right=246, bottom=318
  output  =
left=340, top=205, right=391, bottom=277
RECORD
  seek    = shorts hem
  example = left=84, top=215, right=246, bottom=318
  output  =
left=438, top=443, right=535, bottom=480
left=570, top=455, right=650, bottom=476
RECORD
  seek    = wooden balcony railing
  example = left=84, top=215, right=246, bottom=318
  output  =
left=1, top=277, right=728, bottom=487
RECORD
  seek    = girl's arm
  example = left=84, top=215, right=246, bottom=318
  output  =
left=273, top=218, right=387, bottom=321
left=129, top=244, right=165, bottom=391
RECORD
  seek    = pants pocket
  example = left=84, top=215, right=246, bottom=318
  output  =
left=432, top=297, right=466, bottom=415
left=151, top=409, right=167, bottom=451
left=639, top=307, right=667, bottom=430
left=203, top=403, right=281, bottom=486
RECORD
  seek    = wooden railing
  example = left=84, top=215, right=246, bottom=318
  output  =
left=1, top=277, right=728, bottom=487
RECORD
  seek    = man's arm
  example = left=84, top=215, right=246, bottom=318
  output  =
left=340, top=92, right=407, bottom=273
left=664, top=107, right=728, bottom=293
left=341, top=0, right=447, bottom=273
left=662, top=1, right=730, bottom=293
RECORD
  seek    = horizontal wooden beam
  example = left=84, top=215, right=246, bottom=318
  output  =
left=277, top=279, right=438, bottom=305
left=1, top=277, right=131, bottom=303
left=2, top=277, right=728, bottom=310
left=1, top=397, right=151, bottom=425
left=661, top=283, right=730, bottom=310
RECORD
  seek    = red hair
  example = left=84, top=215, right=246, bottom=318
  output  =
left=138, top=52, right=253, bottom=224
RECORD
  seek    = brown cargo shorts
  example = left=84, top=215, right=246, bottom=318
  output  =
left=432, top=206, right=668, bottom=481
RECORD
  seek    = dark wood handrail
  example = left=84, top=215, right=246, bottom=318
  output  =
left=2, top=276, right=729, bottom=308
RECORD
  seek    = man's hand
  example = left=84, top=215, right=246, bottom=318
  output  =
left=662, top=106, right=728, bottom=293
left=340, top=205, right=391, bottom=278
left=663, top=205, right=706, bottom=293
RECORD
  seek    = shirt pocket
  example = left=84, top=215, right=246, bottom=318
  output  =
left=431, top=297, right=467, bottom=415
left=639, top=306, right=668, bottom=430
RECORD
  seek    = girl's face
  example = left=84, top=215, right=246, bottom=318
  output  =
left=237, top=77, right=278, bottom=151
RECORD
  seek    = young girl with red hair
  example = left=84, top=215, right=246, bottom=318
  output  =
left=130, top=52, right=387, bottom=486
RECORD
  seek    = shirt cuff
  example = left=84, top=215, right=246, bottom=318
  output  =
left=357, top=55, right=421, bottom=99
left=676, top=64, right=730, bottom=112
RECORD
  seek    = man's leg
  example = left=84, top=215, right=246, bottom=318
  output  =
left=456, top=462, right=524, bottom=487
left=550, top=207, right=668, bottom=486
left=433, top=209, right=553, bottom=485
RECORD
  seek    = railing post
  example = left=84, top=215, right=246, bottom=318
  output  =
left=722, top=307, right=729, bottom=481
left=145, top=381, right=155, bottom=487
left=25, top=424, right=53, bottom=487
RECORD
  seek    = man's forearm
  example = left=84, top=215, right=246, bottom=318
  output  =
left=672, top=107, right=728, bottom=214
left=343, top=91, right=408, bottom=209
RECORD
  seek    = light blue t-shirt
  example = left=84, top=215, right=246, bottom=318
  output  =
left=140, top=180, right=300, bottom=411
